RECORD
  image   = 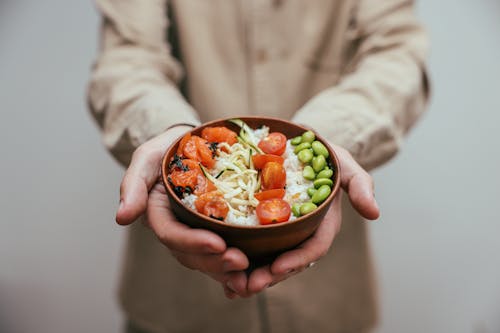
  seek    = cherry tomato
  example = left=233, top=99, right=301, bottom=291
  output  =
left=201, top=127, right=238, bottom=145
left=194, top=191, right=229, bottom=220
left=254, top=189, right=286, bottom=201
left=258, top=132, right=287, bottom=156
left=252, top=154, right=284, bottom=170
left=256, top=198, right=291, bottom=225
left=261, top=162, right=286, bottom=190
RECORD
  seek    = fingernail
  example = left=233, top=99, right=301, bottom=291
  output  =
left=263, top=283, right=270, bottom=289
left=285, top=268, right=295, bottom=275
left=118, top=199, right=124, bottom=211
left=226, top=281, right=236, bottom=293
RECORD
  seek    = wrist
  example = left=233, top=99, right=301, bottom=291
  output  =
left=165, top=123, right=196, bottom=138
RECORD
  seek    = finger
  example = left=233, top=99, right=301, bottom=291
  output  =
left=223, top=284, right=237, bottom=299
left=247, top=265, right=274, bottom=294
left=148, top=185, right=226, bottom=254
left=171, top=248, right=248, bottom=276
left=271, top=195, right=342, bottom=275
left=335, top=146, right=380, bottom=220
left=225, top=271, right=250, bottom=297
left=116, top=144, right=164, bottom=225
left=116, top=126, right=193, bottom=225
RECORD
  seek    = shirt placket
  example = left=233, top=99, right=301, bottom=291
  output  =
left=248, top=0, right=281, bottom=116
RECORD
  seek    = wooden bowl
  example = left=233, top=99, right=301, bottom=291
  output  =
left=161, top=116, right=341, bottom=261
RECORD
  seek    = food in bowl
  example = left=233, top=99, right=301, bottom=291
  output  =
left=166, top=119, right=335, bottom=226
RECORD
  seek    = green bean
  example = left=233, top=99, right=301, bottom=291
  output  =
left=316, top=169, right=333, bottom=179
left=307, top=187, right=317, bottom=198
left=312, top=155, right=326, bottom=172
left=291, top=136, right=302, bottom=146
left=311, top=141, right=329, bottom=158
left=294, top=142, right=311, bottom=154
left=314, top=178, right=334, bottom=189
left=301, top=130, right=316, bottom=143
left=292, top=203, right=302, bottom=217
left=297, top=149, right=314, bottom=164
left=300, top=202, right=317, bottom=215
left=302, top=165, right=316, bottom=180
left=311, top=185, right=331, bottom=204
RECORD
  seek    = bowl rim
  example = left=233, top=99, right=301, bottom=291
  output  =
left=161, top=116, right=341, bottom=230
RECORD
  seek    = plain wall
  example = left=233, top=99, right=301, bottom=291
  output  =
left=1, top=1, right=499, bottom=332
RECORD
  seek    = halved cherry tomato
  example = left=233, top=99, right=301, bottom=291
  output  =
left=261, top=161, right=286, bottom=190
left=256, top=198, right=291, bottom=225
left=177, top=132, right=192, bottom=156
left=258, top=132, right=287, bottom=156
left=194, top=191, right=229, bottom=220
left=201, top=127, right=238, bottom=145
left=254, top=189, right=286, bottom=201
left=252, top=154, right=284, bottom=170
left=194, top=174, right=217, bottom=195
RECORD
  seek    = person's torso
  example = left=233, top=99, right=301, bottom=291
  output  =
left=168, top=0, right=360, bottom=122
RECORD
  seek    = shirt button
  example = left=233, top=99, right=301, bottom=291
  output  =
left=273, top=0, right=284, bottom=8
left=256, top=49, right=268, bottom=63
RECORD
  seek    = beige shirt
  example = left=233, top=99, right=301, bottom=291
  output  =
left=88, top=1, right=429, bottom=332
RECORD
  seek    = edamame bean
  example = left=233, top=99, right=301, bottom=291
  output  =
left=307, top=187, right=317, bottom=198
left=311, top=141, right=329, bottom=158
left=291, top=136, right=302, bottom=145
left=302, top=165, right=316, bottom=180
left=314, top=178, right=334, bottom=188
left=300, top=202, right=317, bottom=215
left=311, top=185, right=331, bottom=204
left=316, top=169, right=333, bottom=179
left=292, top=203, right=301, bottom=217
left=294, top=142, right=311, bottom=154
left=301, top=130, right=315, bottom=143
left=312, top=155, right=326, bottom=172
left=297, top=149, right=314, bottom=163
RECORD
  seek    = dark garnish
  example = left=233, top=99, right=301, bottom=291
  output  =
left=210, top=215, right=224, bottom=221
left=169, top=154, right=187, bottom=171
left=173, top=186, right=184, bottom=197
left=184, top=186, right=193, bottom=195
left=208, top=142, right=219, bottom=158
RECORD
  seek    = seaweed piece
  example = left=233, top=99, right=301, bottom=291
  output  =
left=208, top=142, right=219, bottom=158
left=173, top=186, right=184, bottom=198
left=169, top=154, right=186, bottom=171
left=209, top=215, right=224, bottom=221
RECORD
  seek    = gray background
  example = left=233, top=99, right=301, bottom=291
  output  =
left=1, top=1, right=499, bottom=332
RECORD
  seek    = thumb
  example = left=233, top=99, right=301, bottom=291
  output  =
left=115, top=125, right=194, bottom=225
left=335, top=146, right=380, bottom=220
left=116, top=145, right=164, bottom=225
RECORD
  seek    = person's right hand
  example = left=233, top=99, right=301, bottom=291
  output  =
left=115, top=126, right=250, bottom=287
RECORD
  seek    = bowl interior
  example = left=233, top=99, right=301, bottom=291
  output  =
left=161, top=116, right=341, bottom=230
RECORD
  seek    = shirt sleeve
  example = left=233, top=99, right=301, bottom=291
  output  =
left=87, top=0, right=200, bottom=166
left=292, top=0, right=430, bottom=170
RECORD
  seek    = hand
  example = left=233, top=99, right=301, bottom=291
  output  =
left=223, top=144, right=380, bottom=298
left=115, top=126, right=250, bottom=286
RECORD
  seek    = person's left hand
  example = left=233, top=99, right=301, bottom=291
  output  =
left=222, top=144, right=380, bottom=298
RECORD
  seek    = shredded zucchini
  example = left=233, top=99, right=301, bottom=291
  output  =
left=201, top=123, right=269, bottom=217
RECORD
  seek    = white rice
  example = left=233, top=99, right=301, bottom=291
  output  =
left=180, top=136, right=312, bottom=226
